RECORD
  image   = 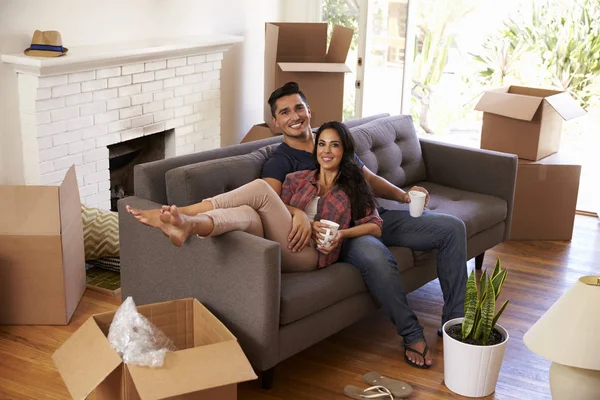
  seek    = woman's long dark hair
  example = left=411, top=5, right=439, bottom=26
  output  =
left=313, top=121, right=375, bottom=220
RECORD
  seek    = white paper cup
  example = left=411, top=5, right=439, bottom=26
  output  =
left=409, top=190, right=426, bottom=218
left=319, top=219, right=339, bottom=246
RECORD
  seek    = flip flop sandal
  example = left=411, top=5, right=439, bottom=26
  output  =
left=362, top=372, right=413, bottom=397
left=343, top=385, right=395, bottom=399
left=404, top=342, right=431, bottom=369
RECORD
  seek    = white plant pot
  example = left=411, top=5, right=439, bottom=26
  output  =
left=443, top=317, right=509, bottom=398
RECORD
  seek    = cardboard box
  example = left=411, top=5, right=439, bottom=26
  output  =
left=240, top=123, right=281, bottom=144
left=0, top=165, right=86, bottom=325
left=510, top=153, right=581, bottom=240
left=475, top=86, right=586, bottom=161
left=264, top=22, right=353, bottom=131
left=53, top=298, right=257, bottom=400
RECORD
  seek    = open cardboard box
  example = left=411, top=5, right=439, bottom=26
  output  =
left=264, top=22, right=353, bottom=131
left=53, top=298, right=257, bottom=399
left=0, top=165, right=86, bottom=325
left=475, top=86, right=586, bottom=161
left=510, top=153, right=581, bottom=240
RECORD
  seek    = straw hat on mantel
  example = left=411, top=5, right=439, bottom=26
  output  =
left=24, top=30, right=68, bottom=57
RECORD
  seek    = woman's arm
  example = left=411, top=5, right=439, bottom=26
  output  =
left=316, top=222, right=381, bottom=254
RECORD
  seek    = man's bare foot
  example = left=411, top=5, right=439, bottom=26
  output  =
left=405, top=340, right=432, bottom=368
left=159, top=205, right=194, bottom=247
left=126, top=205, right=164, bottom=229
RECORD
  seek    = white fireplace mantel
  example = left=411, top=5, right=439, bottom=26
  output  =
left=1, top=34, right=243, bottom=77
left=1, top=34, right=243, bottom=209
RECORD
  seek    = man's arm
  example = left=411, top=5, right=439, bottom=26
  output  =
left=263, top=177, right=312, bottom=252
left=362, top=166, right=408, bottom=203
left=362, top=166, right=430, bottom=205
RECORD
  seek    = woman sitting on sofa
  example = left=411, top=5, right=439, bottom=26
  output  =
left=126, top=121, right=382, bottom=272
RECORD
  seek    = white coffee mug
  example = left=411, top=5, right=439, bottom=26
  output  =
left=409, top=190, right=426, bottom=218
left=319, top=219, right=340, bottom=247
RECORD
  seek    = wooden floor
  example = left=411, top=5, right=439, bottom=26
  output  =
left=1, top=215, right=599, bottom=399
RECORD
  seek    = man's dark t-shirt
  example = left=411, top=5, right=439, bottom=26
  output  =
left=261, top=142, right=365, bottom=182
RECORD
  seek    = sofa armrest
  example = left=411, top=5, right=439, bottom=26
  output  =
left=133, top=136, right=284, bottom=204
left=419, top=138, right=518, bottom=240
left=117, top=196, right=281, bottom=371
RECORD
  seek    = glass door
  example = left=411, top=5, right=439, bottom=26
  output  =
left=321, top=0, right=414, bottom=119
left=359, top=0, right=413, bottom=117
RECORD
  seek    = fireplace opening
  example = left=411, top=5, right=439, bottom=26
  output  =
left=108, top=130, right=172, bottom=211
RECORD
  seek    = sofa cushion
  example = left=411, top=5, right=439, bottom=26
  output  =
left=375, top=182, right=507, bottom=238
left=280, top=263, right=368, bottom=325
left=166, top=145, right=278, bottom=205
left=350, top=115, right=426, bottom=188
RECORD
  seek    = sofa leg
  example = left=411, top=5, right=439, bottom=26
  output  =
left=261, top=367, right=275, bottom=390
left=475, top=252, right=485, bottom=270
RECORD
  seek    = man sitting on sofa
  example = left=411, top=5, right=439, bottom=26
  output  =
left=258, top=82, right=467, bottom=368
left=128, top=82, right=467, bottom=368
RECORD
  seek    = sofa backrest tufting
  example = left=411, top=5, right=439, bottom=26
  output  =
left=166, top=115, right=425, bottom=206
left=350, top=114, right=426, bottom=189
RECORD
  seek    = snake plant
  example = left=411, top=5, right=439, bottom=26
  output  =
left=461, top=258, right=509, bottom=345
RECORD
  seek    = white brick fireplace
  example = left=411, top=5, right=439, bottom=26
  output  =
left=1, top=35, right=242, bottom=209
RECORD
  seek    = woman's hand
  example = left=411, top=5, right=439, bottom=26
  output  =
left=288, top=209, right=312, bottom=252
left=316, top=230, right=343, bottom=255
left=311, top=220, right=329, bottom=243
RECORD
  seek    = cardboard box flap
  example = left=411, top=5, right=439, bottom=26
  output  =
left=268, top=22, right=327, bottom=62
left=507, top=85, right=562, bottom=97
left=278, top=62, right=351, bottom=73
left=128, top=341, right=257, bottom=399
left=59, top=165, right=82, bottom=233
left=0, top=185, right=60, bottom=236
left=475, top=91, right=543, bottom=121
left=545, top=92, right=587, bottom=121
left=326, top=25, right=353, bottom=63
left=52, top=318, right=123, bottom=400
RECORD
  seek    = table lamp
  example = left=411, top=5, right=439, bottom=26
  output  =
left=523, top=275, right=600, bottom=399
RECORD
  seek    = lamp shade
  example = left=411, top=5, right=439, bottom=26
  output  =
left=524, top=276, right=600, bottom=371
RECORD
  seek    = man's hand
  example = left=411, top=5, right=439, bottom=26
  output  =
left=288, top=209, right=312, bottom=252
left=405, top=186, right=430, bottom=207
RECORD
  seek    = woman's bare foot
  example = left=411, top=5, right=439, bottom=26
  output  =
left=159, top=205, right=194, bottom=247
left=126, top=205, right=165, bottom=229
left=405, top=340, right=432, bottom=367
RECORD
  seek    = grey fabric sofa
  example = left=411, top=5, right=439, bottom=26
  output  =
left=118, top=114, right=518, bottom=386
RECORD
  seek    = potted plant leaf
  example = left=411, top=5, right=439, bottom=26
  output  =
left=442, top=258, right=510, bottom=397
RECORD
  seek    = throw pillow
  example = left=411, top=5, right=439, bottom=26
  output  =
left=81, top=204, right=119, bottom=260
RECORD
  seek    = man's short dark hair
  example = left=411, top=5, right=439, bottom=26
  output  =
left=267, top=82, right=309, bottom=118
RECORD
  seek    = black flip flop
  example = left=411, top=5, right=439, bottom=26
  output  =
left=404, top=342, right=431, bottom=369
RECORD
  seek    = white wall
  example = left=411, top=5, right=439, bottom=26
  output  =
left=0, top=0, right=281, bottom=184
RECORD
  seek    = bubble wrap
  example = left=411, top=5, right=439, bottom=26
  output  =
left=107, top=297, right=177, bottom=368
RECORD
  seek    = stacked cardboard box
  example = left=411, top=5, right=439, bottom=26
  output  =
left=475, top=86, right=586, bottom=240
left=242, top=23, right=353, bottom=143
